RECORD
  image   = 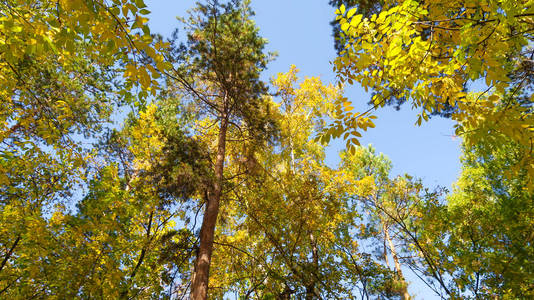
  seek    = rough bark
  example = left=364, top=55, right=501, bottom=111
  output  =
left=191, top=114, right=228, bottom=300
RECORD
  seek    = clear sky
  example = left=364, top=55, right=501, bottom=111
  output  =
left=145, top=1, right=460, bottom=298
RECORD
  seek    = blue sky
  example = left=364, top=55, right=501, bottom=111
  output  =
left=145, top=1, right=460, bottom=298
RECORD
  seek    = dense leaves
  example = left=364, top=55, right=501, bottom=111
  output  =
left=1, top=0, right=532, bottom=299
left=327, top=0, right=534, bottom=187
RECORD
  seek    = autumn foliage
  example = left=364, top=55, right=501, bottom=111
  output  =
left=0, top=0, right=532, bottom=299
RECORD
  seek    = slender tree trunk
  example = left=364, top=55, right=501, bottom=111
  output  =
left=382, top=223, right=390, bottom=269
left=305, top=232, right=318, bottom=300
left=384, top=225, right=410, bottom=300
left=191, top=114, right=228, bottom=300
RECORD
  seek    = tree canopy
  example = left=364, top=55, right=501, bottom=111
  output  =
left=0, top=0, right=532, bottom=299
left=327, top=0, right=534, bottom=186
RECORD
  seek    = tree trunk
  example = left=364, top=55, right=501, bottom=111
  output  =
left=382, top=222, right=390, bottom=269
left=384, top=225, right=410, bottom=300
left=305, top=232, right=319, bottom=300
left=190, top=114, right=228, bottom=300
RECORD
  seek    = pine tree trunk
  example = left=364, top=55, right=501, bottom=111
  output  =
left=384, top=225, right=410, bottom=300
left=190, top=114, right=228, bottom=300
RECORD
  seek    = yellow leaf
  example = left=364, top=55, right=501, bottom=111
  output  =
left=350, top=15, right=363, bottom=27
left=139, top=68, right=150, bottom=87
left=347, top=8, right=357, bottom=19
left=389, top=45, right=402, bottom=57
